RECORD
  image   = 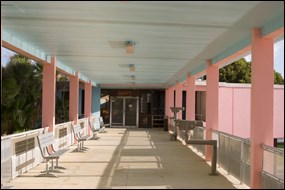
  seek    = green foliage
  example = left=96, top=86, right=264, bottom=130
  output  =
left=219, top=58, right=284, bottom=85
left=55, top=74, right=69, bottom=124
left=274, top=72, right=284, bottom=85
left=219, top=58, right=251, bottom=83
left=1, top=55, right=42, bottom=135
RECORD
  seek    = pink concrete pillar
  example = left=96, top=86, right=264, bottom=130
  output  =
left=175, top=81, right=183, bottom=119
left=205, top=60, right=219, bottom=161
left=1, top=25, right=2, bottom=105
left=165, top=88, right=169, bottom=118
left=84, top=81, right=92, bottom=135
left=42, top=57, right=56, bottom=132
left=69, top=72, right=79, bottom=124
left=250, top=28, right=274, bottom=189
left=186, top=74, right=196, bottom=120
left=169, top=86, right=174, bottom=118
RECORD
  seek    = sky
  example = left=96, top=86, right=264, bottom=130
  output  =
left=1, top=39, right=284, bottom=78
left=244, top=39, right=284, bottom=77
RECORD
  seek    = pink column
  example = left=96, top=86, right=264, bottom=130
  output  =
left=169, top=86, right=174, bottom=118
left=250, top=28, right=274, bottom=189
left=69, top=72, right=79, bottom=124
left=42, top=57, right=56, bottom=132
left=205, top=60, right=219, bottom=161
left=1, top=25, right=2, bottom=105
left=165, top=88, right=169, bottom=118
left=175, top=81, right=183, bottom=119
left=84, top=81, right=92, bottom=135
left=186, top=74, right=196, bottom=120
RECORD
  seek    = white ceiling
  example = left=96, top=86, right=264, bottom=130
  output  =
left=1, top=1, right=284, bottom=88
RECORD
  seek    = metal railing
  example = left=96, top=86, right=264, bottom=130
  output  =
left=175, top=123, right=284, bottom=188
left=261, top=144, right=284, bottom=189
left=1, top=127, right=47, bottom=182
left=1, top=117, right=90, bottom=185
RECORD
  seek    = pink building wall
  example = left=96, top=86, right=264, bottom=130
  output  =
left=218, top=87, right=234, bottom=135
left=217, top=84, right=283, bottom=139
left=166, top=82, right=283, bottom=139
left=232, top=88, right=251, bottom=138
left=274, top=88, right=284, bottom=138
left=218, top=85, right=251, bottom=138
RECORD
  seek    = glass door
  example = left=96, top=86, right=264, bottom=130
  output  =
left=110, top=97, right=124, bottom=127
left=110, top=97, right=138, bottom=127
left=125, top=98, right=138, bottom=127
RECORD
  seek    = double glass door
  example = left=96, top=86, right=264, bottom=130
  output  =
left=110, top=97, right=139, bottom=127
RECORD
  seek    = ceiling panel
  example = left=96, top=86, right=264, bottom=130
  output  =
left=1, top=1, right=283, bottom=88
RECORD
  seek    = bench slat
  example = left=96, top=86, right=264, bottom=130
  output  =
left=38, top=133, right=55, bottom=149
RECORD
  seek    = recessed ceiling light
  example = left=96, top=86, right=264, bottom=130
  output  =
left=125, top=41, right=135, bottom=54
left=129, top=64, right=135, bottom=71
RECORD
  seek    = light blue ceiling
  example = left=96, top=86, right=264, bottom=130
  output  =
left=1, top=1, right=284, bottom=88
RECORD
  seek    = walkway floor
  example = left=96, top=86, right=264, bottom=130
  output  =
left=9, top=128, right=243, bottom=189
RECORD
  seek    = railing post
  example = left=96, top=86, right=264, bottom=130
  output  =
left=187, top=139, right=218, bottom=176
left=211, top=140, right=218, bottom=176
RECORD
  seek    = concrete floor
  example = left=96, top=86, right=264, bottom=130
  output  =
left=7, top=128, right=247, bottom=189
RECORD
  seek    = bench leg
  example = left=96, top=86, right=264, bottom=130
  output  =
left=48, top=160, right=64, bottom=173
left=99, top=127, right=105, bottom=133
left=36, top=160, right=58, bottom=178
left=51, top=159, right=54, bottom=170
left=54, top=159, right=67, bottom=170
left=89, top=132, right=99, bottom=140
left=46, top=160, right=49, bottom=174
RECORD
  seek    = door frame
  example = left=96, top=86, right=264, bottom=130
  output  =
left=110, top=96, right=139, bottom=128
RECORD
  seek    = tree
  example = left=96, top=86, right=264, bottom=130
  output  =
left=219, top=58, right=251, bottom=83
left=55, top=73, right=69, bottom=124
left=219, top=58, right=284, bottom=84
left=274, top=71, right=284, bottom=85
left=1, top=54, right=42, bottom=135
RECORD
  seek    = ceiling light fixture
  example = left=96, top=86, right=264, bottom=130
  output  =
left=125, top=40, right=135, bottom=54
left=129, top=64, right=135, bottom=71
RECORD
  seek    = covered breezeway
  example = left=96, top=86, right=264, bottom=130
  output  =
left=1, top=1, right=284, bottom=189
left=7, top=128, right=244, bottom=189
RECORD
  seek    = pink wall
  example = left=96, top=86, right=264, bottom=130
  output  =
left=218, top=86, right=251, bottom=138
left=218, top=87, right=233, bottom=134
left=232, top=88, right=251, bottom=138
left=196, top=85, right=206, bottom=91
left=217, top=84, right=283, bottom=139
left=166, top=82, right=283, bottom=139
left=274, top=88, right=284, bottom=138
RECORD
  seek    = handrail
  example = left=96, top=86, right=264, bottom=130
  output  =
left=211, top=128, right=249, bottom=142
left=261, top=171, right=284, bottom=183
left=1, top=127, right=47, bottom=141
left=55, top=121, right=73, bottom=128
left=1, top=120, right=79, bottom=141
left=261, top=144, right=284, bottom=156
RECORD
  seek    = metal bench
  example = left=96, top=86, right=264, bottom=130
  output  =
left=36, top=132, right=69, bottom=177
left=71, top=123, right=90, bottom=151
left=89, top=119, right=100, bottom=140
left=99, top=116, right=109, bottom=133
